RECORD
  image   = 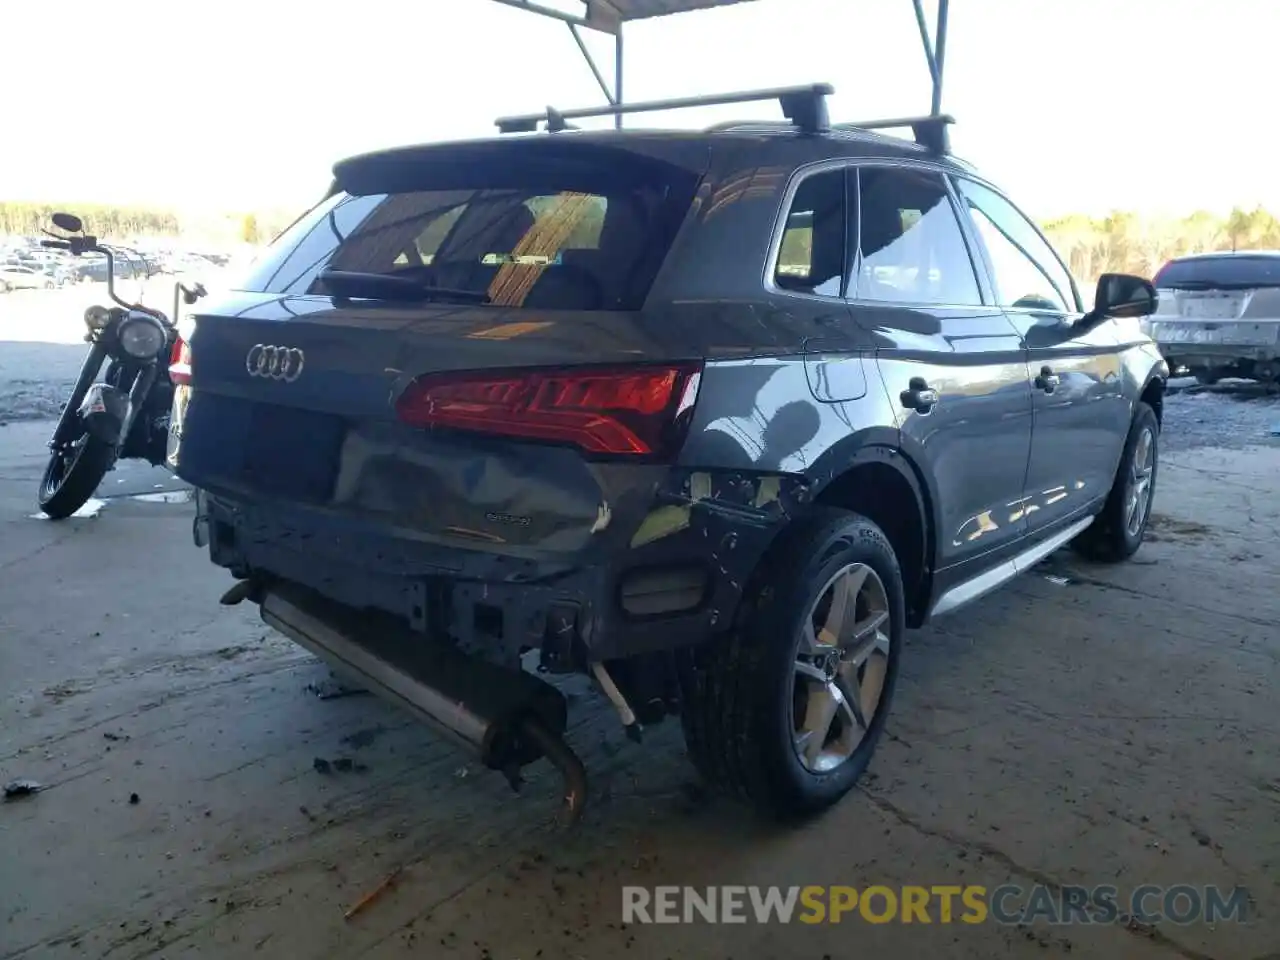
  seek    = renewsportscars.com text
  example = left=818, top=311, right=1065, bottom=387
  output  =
left=622, top=884, right=1251, bottom=926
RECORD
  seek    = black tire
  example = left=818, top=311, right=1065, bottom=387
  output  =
left=679, top=506, right=905, bottom=819
left=1072, top=401, right=1159, bottom=563
left=38, top=434, right=115, bottom=519
left=1194, top=370, right=1220, bottom=386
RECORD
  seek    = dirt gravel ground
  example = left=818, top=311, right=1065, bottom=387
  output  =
left=1, top=405, right=1278, bottom=957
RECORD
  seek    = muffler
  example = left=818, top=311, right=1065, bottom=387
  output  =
left=260, top=582, right=587, bottom=825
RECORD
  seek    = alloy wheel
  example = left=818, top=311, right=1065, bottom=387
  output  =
left=1125, top=426, right=1155, bottom=537
left=790, top=562, right=892, bottom=774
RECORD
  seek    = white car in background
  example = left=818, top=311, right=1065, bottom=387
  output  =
left=1145, top=251, right=1280, bottom=385
left=0, top=263, right=55, bottom=293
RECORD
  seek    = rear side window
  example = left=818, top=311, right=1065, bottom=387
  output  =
left=1155, top=255, right=1280, bottom=289
left=236, top=152, right=700, bottom=311
left=852, top=167, right=982, bottom=306
left=774, top=169, right=846, bottom=297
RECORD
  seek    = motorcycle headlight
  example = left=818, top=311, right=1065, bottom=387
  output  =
left=117, top=315, right=167, bottom=359
left=84, top=305, right=112, bottom=330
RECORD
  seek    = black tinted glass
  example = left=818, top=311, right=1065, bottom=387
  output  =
left=1155, top=255, right=1280, bottom=289
left=854, top=167, right=982, bottom=306
left=775, top=169, right=845, bottom=297
left=237, top=155, right=699, bottom=311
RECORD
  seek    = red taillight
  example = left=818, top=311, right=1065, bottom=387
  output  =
left=395, top=364, right=703, bottom=457
left=169, top=337, right=192, bottom=386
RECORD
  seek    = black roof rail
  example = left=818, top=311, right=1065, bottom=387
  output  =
left=495, top=82, right=834, bottom=135
left=832, top=113, right=955, bottom=155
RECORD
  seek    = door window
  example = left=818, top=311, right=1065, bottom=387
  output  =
left=954, top=178, right=1077, bottom=312
left=852, top=167, right=982, bottom=306
left=773, top=168, right=846, bottom=297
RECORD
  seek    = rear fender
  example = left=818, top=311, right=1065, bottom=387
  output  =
left=77, top=383, right=127, bottom=445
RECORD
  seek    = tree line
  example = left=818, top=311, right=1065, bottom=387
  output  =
left=5, top=199, right=1280, bottom=282
left=0, top=201, right=299, bottom=248
left=1042, top=205, right=1280, bottom=289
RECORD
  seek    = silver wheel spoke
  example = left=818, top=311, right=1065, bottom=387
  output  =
left=817, top=566, right=867, bottom=646
left=835, top=677, right=867, bottom=731
left=795, top=681, right=842, bottom=766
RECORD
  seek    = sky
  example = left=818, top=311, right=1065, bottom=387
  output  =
left=2, top=0, right=1275, bottom=220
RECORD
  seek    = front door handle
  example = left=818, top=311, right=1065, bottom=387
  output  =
left=1034, top=366, right=1060, bottom=394
left=900, top=376, right=938, bottom=414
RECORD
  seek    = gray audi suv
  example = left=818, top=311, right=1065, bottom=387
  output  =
left=165, top=84, right=1167, bottom=823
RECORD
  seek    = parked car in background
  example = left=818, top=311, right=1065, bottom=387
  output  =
left=1146, top=251, right=1280, bottom=384
left=0, top=263, right=54, bottom=292
left=167, top=84, right=1167, bottom=824
left=76, top=252, right=148, bottom=283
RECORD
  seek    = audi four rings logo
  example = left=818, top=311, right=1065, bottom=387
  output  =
left=245, top=344, right=305, bottom=382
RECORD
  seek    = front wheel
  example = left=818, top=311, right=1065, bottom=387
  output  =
left=679, top=507, right=905, bottom=819
left=1072, top=401, right=1159, bottom=562
left=38, top=433, right=115, bottom=519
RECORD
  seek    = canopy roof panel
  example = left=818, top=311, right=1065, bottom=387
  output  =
left=604, top=0, right=756, bottom=21
left=490, top=0, right=949, bottom=121
left=490, top=0, right=757, bottom=33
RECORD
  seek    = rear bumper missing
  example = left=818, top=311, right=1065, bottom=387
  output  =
left=195, top=472, right=805, bottom=664
left=1150, top=320, right=1280, bottom=364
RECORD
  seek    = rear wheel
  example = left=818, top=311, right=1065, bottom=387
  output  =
left=38, top=431, right=115, bottom=519
left=1072, top=401, right=1159, bottom=562
left=679, top=507, right=904, bottom=819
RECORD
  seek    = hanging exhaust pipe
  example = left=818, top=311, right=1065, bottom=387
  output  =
left=260, top=582, right=587, bottom=826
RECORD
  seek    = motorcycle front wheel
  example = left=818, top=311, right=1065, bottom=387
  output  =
left=38, top=432, right=115, bottom=519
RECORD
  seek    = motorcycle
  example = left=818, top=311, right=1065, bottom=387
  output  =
left=37, top=212, right=206, bottom=519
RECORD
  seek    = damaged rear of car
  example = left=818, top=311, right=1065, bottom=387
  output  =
left=166, top=132, right=813, bottom=821
left=1146, top=252, right=1280, bottom=384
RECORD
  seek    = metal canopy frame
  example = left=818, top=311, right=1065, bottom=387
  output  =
left=488, top=0, right=950, bottom=126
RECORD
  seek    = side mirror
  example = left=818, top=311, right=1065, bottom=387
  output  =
left=52, top=212, right=84, bottom=234
left=1077, top=272, right=1156, bottom=330
left=1096, top=272, right=1156, bottom=318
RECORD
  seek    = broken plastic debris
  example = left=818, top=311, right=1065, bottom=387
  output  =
left=29, top=498, right=104, bottom=520
left=3, top=779, right=44, bottom=801
left=305, top=678, right=368, bottom=700
left=126, top=490, right=194, bottom=505
left=344, top=866, right=405, bottom=921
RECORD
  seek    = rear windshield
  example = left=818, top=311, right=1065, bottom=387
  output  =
left=237, top=150, right=701, bottom=311
left=1154, top=255, right=1280, bottom=289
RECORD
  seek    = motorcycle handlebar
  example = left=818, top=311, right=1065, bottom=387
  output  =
left=41, top=240, right=71, bottom=250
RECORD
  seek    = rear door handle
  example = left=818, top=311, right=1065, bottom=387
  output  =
left=1034, top=366, right=1060, bottom=394
left=899, top=376, right=938, bottom=414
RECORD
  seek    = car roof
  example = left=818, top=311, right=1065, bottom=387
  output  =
left=334, top=125, right=978, bottom=193
left=1168, top=250, right=1280, bottom=263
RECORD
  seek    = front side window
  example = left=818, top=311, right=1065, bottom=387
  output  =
left=852, top=167, right=982, bottom=306
left=773, top=168, right=845, bottom=297
left=954, top=178, right=1076, bottom=312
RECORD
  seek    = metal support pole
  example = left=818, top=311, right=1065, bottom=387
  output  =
left=568, top=23, right=616, bottom=105
left=910, top=0, right=949, bottom=114
left=614, top=29, right=624, bottom=129
left=931, top=0, right=949, bottom=115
